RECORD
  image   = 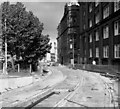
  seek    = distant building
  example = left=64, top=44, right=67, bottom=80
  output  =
left=53, top=42, right=57, bottom=62
left=50, top=53, right=55, bottom=62
left=46, top=42, right=57, bottom=62
left=46, top=53, right=51, bottom=62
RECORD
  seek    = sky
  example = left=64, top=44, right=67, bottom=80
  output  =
left=1, top=1, right=67, bottom=52
left=23, top=2, right=66, bottom=43
left=0, top=0, right=75, bottom=52
left=0, top=0, right=67, bottom=42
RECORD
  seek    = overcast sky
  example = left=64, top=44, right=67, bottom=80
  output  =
left=23, top=2, right=66, bottom=43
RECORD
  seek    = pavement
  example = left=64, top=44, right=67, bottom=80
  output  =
left=53, top=66, right=119, bottom=107
left=0, top=69, right=52, bottom=94
left=0, top=65, right=119, bottom=108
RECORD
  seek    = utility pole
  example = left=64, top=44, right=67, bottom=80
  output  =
left=4, top=18, right=7, bottom=74
left=54, top=42, right=57, bottom=62
left=78, top=49, right=80, bottom=64
left=73, top=35, right=74, bottom=67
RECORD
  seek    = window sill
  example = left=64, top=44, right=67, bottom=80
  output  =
left=103, top=37, right=109, bottom=39
left=114, top=34, right=120, bottom=36
left=114, top=57, right=120, bottom=59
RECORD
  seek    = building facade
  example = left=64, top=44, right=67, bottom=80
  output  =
left=57, top=1, right=120, bottom=66
left=78, top=2, right=120, bottom=66
left=57, top=2, right=80, bottom=65
left=50, top=53, right=55, bottom=62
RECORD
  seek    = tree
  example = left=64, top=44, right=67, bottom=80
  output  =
left=1, top=2, right=51, bottom=69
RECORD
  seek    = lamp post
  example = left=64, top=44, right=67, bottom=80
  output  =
left=4, top=18, right=8, bottom=74
left=72, top=34, right=74, bottom=68
left=78, top=49, right=80, bottom=64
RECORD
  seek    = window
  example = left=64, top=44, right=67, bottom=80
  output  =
left=103, top=25, right=109, bottom=39
left=114, top=20, right=120, bottom=36
left=84, top=37, right=86, bottom=43
left=73, top=17, right=77, bottom=23
left=0, top=42, right=2, bottom=50
left=114, top=44, right=120, bottom=58
left=89, top=48, right=92, bottom=57
left=95, top=13, right=100, bottom=24
left=74, top=43, right=77, bottom=49
left=95, top=2, right=99, bottom=7
left=68, top=16, right=72, bottom=22
left=85, top=50, right=86, bottom=56
left=67, top=16, right=72, bottom=26
left=83, top=11, right=86, bottom=16
left=96, top=47, right=99, bottom=57
left=95, top=0, right=100, bottom=7
left=103, top=6, right=109, bottom=19
left=103, top=46, right=109, bottom=58
left=69, top=38, right=72, bottom=42
left=70, top=44, right=73, bottom=49
left=89, top=34, right=92, bottom=42
left=114, top=0, right=120, bottom=12
left=0, top=29, right=2, bottom=35
left=83, top=24, right=86, bottom=30
left=89, top=19, right=92, bottom=27
left=95, top=30, right=99, bottom=41
left=89, top=3, right=92, bottom=13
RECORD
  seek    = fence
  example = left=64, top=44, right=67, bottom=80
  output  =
left=74, top=64, right=120, bottom=75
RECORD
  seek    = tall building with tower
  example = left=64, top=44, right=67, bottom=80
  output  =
left=57, top=1, right=80, bottom=65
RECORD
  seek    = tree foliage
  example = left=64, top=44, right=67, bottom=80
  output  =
left=1, top=2, right=51, bottom=65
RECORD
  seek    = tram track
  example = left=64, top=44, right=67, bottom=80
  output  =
left=24, top=69, right=117, bottom=108
left=2, top=67, right=118, bottom=108
left=1, top=68, right=67, bottom=108
left=91, top=72, right=117, bottom=107
left=52, top=77, right=84, bottom=108
left=24, top=77, right=84, bottom=108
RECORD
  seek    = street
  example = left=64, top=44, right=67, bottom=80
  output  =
left=0, top=66, right=119, bottom=108
left=0, top=67, right=65, bottom=107
left=0, top=1, right=120, bottom=108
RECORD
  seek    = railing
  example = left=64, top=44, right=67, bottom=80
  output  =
left=74, top=64, right=120, bottom=74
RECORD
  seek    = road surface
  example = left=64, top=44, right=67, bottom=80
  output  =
left=0, top=66, right=119, bottom=108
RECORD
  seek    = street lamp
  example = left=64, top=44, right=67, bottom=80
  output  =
left=4, top=18, right=8, bottom=74
left=72, top=35, right=74, bottom=67
left=78, top=49, right=80, bottom=64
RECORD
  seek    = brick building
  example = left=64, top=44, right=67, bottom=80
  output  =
left=57, top=1, right=120, bottom=67
left=78, top=2, right=120, bottom=66
left=57, top=2, right=80, bottom=65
